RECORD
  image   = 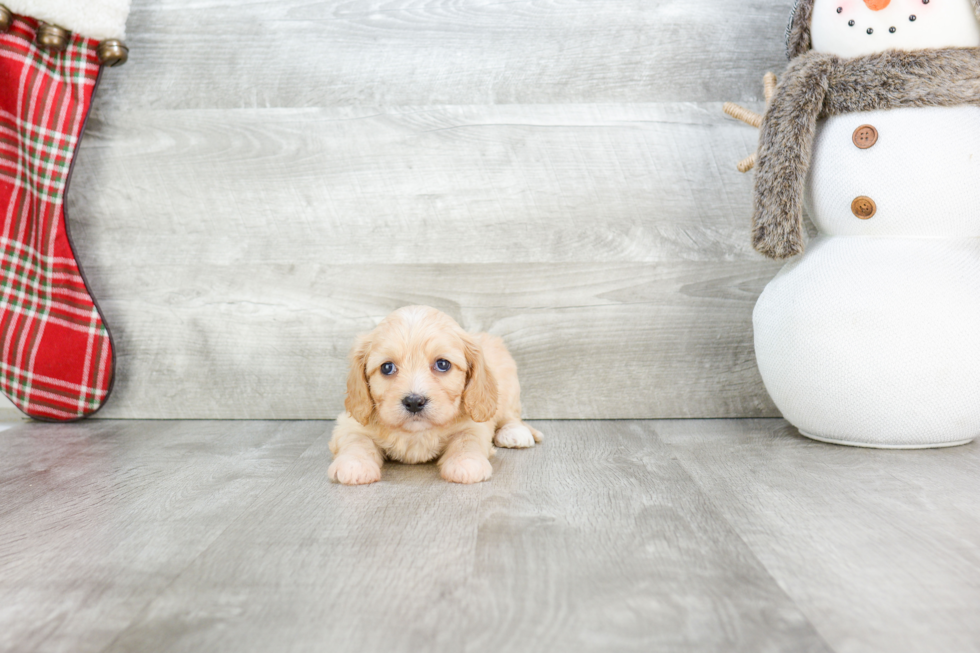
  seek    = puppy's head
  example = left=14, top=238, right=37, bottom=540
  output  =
left=344, top=306, right=498, bottom=431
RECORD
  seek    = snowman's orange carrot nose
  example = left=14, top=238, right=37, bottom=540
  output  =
left=863, top=0, right=891, bottom=9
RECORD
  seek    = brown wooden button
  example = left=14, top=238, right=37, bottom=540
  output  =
left=851, top=196, right=877, bottom=219
left=852, top=124, right=878, bottom=149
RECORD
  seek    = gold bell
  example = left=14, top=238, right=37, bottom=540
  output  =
left=0, top=5, right=13, bottom=33
left=96, top=39, right=128, bottom=67
left=36, top=23, right=70, bottom=51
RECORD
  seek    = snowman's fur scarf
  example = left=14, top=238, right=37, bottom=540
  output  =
left=786, top=0, right=980, bottom=58
left=753, top=47, right=980, bottom=259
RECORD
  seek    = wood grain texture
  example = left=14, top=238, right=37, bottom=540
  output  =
left=7, top=419, right=978, bottom=652
left=69, top=104, right=768, bottom=266
left=0, top=420, right=323, bottom=653
left=66, top=103, right=779, bottom=418
left=96, top=1, right=792, bottom=111
left=81, top=261, right=779, bottom=419
left=56, top=0, right=794, bottom=418
left=62, top=420, right=826, bottom=653
left=656, top=419, right=980, bottom=653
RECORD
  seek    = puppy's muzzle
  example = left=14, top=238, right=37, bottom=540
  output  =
left=402, top=393, right=428, bottom=414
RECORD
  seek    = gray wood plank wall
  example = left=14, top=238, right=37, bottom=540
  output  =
left=63, top=0, right=795, bottom=419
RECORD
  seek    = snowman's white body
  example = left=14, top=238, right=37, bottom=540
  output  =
left=755, top=106, right=980, bottom=447
left=753, top=0, right=980, bottom=447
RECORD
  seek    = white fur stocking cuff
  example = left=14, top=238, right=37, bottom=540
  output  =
left=4, top=0, right=131, bottom=41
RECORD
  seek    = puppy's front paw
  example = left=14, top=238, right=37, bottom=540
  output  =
left=494, top=423, right=536, bottom=449
left=329, top=455, right=382, bottom=485
left=440, top=455, right=493, bottom=484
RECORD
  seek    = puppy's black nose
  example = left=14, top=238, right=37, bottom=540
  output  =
left=402, top=394, right=427, bottom=414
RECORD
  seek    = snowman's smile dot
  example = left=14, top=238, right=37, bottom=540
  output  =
left=849, top=19, right=856, bottom=26
left=910, top=14, right=916, bottom=20
left=837, top=6, right=843, bottom=13
left=889, top=26, right=897, bottom=32
left=922, top=0, right=929, bottom=4
left=867, top=27, right=874, bottom=34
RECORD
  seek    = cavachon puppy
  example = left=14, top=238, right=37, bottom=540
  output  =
left=329, top=306, right=542, bottom=485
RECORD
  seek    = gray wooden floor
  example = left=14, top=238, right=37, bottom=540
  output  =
left=2, top=419, right=978, bottom=653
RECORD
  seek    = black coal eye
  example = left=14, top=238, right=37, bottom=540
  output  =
left=435, top=359, right=451, bottom=372
left=380, top=362, right=396, bottom=376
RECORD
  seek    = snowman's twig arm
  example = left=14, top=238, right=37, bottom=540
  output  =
left=723, top=72, right=777, bottom=172
left=723, top=102, right=762, bottom=128
left=737, top=153, right=757, bottom=174
left=763, top=72, right=777, bottom=103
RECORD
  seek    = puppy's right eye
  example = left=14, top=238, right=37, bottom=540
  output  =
left=380, top=362, right=396, bottom=376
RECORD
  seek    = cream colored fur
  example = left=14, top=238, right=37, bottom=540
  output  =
left=329, top=306, right=542, bottom=486
left=5, top=0, right=131, bottom=40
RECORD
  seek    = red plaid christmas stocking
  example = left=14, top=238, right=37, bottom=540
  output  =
left=0, top=5, right=129, bottom=420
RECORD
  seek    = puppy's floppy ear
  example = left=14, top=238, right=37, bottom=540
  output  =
left=461, top=333, right=498, bottom=423
left=344, top=335, right=374, bottom=425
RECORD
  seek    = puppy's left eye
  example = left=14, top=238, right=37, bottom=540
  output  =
left=434, top=359, right=452, bottom=372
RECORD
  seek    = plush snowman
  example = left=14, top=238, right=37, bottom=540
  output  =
left=744, top=0, right=980, bottom=448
